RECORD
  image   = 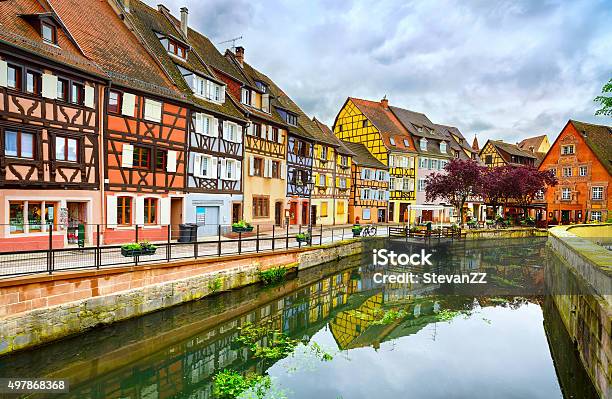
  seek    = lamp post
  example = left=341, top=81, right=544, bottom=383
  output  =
left=307, top=177, right=315, bottom=245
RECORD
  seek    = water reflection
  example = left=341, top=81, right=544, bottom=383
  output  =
left=0, top=238, right=599, bottom=399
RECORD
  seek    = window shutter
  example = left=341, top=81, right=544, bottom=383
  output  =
left=211, top=157, right=218, bottom=179
left=336, top=176, right=340, bottom=188
left=166, top=150, right=177, bottom=173
left=262, top=93, right=270, bottom=112
left=280, top=162, right=286, bottom=179
left=220, top=159, right=227, bottom=179
left=106, top=196, right=117, bottom=227
left=409, top=179, right=415, bottom=191
left=160, top=197, right=171, bottom=225
left=41, top=74, right=58, bottom=99
left=211, top=118, right=218, bottom=137
left=122, top=93, right=136, bottom=117
left=222, top=121, right=228, bottom=140
left=193, top=154, right=202, bottom=177
left=135, top=196, right=145, bottom=225
left=121, top=144, right=134, bottom=168
left=361, top=168, right=366, bottom=180
left=0, top=60, right=7, bottom=87
left=267, top=126, right=274, bottom=141
left=195, top=113, right=202, bottom=134
left=277, top=129, right=283, bottom=144
left=236, top=124, right=243, bottom=143
left=235, top=161, right=241, bottom=181
left=220, top=86, right=226, bottom=103
left=250, top=90, right=256, bottom=106
left=247, top=123, right=253, bottom=136
left=84, top=85, right=95, bottom=108
left=264, top=158, right=269, bottom=178
left=249, top=155, right=255, bottom=176
left=144, top=99, right=161, bottom=122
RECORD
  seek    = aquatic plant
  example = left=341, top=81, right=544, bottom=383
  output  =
left=212, top=370, right=270, bottom=399
left=258, top=267, right=288, bottom=285
left=373, top=308, right=408, bottom=325
left=237, top=323, right=299, bottom=361
left=309, top=342, right=334, bottom=361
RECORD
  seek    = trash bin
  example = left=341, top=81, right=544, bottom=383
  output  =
left=178, top=223, right=198, bottom=243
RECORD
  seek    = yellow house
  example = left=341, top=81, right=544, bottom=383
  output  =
left=333, top=97, right=417, bottom=223
left=312, top=118, right=354, bottom=225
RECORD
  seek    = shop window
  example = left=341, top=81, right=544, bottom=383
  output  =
left=28, top=202, right=43, bottom=232
left=9, top=201, right=24, bottom=234
left=253, top=196, right=269, bottom=218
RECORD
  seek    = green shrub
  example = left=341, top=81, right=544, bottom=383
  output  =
left=258, top=267, right=288, bottom=285
left=232, top=220, right=252, bottom=229
left=212, top=370, right=270, bottom=399
left=295, top=232, right=309, bottom=241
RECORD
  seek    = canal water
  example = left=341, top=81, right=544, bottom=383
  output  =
left=0, top=237, right=600, bottom=399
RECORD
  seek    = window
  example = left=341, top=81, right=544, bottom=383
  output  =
left=117, top=197, right=132, bottom=225
left=108, top=90, right=122, bottom=114
left=71, top=82, right=84, bottom=105
left=55, top=136, right=78, bottom=162
left=5, top=129, right=34, bottom=159
left=195, top=113, right=213, bottom=136
left=561, top=145, right=574, bottom=155
left=155, top=150, right=167, bottom=170
left=271, top=160, right=280, bottom=178
left=420, top=138, right=427, bottom=151
left=549, top=168, right=557, bottom=176
left=339, top=177, right=347, bottom=188
left=26, top=71, right=41, bottom=95
left=192, top=75, right=224, bottom=103
left=485, top=155, right=493, bottom=165
left=402, top=178, right=412, bottom=191
left=363, top=168, right=373, bottom=180
left=241, top=88, right=251, bottom=105
left=592, top=186, right=603, bottom=200
left=224, top=122, right=238, bottom=142
left=579, top=166, right=587, bottom=176
left=418, top=178, right=426, bottom=192
left=41, top=22, right=57, bottom=44
left=389, top=137, right=396, bottom=146
left=272, top=127, right=279, bottom=142
left=340, top=155, right=348, bottom=167
left=338, top=125, right=343, bottom=132
left=362, top=120, right=368, bottom=128
left=286, top=113, right=297, bottom=126
left=562, top=167, right=572, bottom=177
left=226, top=159, right=237, bottom=180
left=337, top=201, right=345, bottom=215
left=321, top=202, right=328, bottom=217
left=252, top=196, right=269, bottom=218
left=419, top=157, right=427, bottom=169
left=431, top=159, right=439, bottom=170
left=362, top=209, right=371, bottom=220
left=144, top=198, right=157, bottom=224
left=133, top=146, right=150, bottom=169
left=7, top=65, right=21, bottom=90
left=194, top=154, right=214, bottom=178
left=57, top=78, right=68, bottom=102
left=27, top=202, right=43, bottom=232
left=440, top=142, right=447, bottom=153
left=318, top=174, right=326, bottom=187
left=591, top=211, right=602, bottom=222
left=321, top=147, right=328, bottom=160
left=253, top=157, right=263, bottom=177
left=403, top=139, right=410, bottom=147
left=561, top=188, right=571, bottom=200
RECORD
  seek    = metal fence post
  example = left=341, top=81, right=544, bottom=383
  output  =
left=135, top=224, right=139, bottom=243
left=272, top=224, right=275, bottom=251
left=256, top=225, right=260, bottom=252
left=342, top=227, right=345, bottom=241
left=298, top=224, right=302, bottom=248
left=96, top=224, right=101, bottom=269
left=238, top=232, right=242, bottom=254
left=286, top=222, right=289, bottom=249
left=167, top=224, right=171, bottom=262
left=320, top=224, right=323, bottom=245
left=217, top=225, right=222, bottom=256
left=48, top=227, right=53, bottom=275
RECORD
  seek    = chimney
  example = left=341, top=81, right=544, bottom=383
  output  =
left=180, top=7, right=189, bottom=37
left=381, top=95, right=388, bottom=109
left=158, top=4, right=169, bottom=13
left=235, top=46, right=245, bottom=66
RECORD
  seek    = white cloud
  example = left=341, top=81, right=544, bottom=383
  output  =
left=145, top=0, right=612, bottom=145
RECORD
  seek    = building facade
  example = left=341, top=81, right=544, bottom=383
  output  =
left=341, top=142, right=389, bottom=224
left=0, top=0, right=106, bottom=250
left=479, top=139, right=537, bottom=168
left=333, top=97, right=417, bottom=223
left=539, top=120, right=611, bottom=224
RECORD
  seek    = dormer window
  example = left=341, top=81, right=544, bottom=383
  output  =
left=420, top=138, right=427, bottom=151
left=403, top=139, right=410, bottom=147
left=191, top=74, right=224, bottom=103
left=286, top=113, right=297, bottom=126
left=440, top=142, right=447, bottom=153
left=255, top=81, right=267, bottom=93
left=389, top=137, right=395, bottom=145
left=166, top=38, right=186, bottom=59
left=241, top=88, right=251, bottom=105
left=41, top=22, right=57, bottom=44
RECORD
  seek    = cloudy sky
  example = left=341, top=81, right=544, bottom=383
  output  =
left=146, top=0, right=611, bottom=145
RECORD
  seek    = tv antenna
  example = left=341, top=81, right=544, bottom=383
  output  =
left=218, top=36, right=243, bottom=50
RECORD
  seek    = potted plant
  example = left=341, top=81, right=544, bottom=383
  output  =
left=352, top=224, right=363, bottom=237
left=296, top=232, right=309, bottom=243
left=486, top=219, right=495, bottom=227
left=121, top=241, right=157, bottom=257
left=232, top=220, right=253, bottom=233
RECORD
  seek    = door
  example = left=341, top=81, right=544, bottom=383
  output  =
left=232, top=203, right=242, bottom=224
left=388, top=203, right=394, bottom=223
left=170, top=198, right=183, bottom=240
left=310, top=205, right=317, bottom=226
left=399, top=203, right=409, bottom=223
left=290, top=202, right=298, bottom=225
left=561, top=210, right=570, bottom=224
left=275, top=202, right=283, bottom=226
left=196, top=206, right=219, bottom=236
left=66, top=202, right=87, bottom=244
left=301, top=202, right=309, bottom=226
left=378, top=208, right=386, bottom=223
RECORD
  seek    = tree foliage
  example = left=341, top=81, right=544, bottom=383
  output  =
left=594, top=78, right=612, bottom=117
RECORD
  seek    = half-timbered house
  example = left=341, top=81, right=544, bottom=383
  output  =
left=479, top=139, right=538, bottom=168
left=312, top=118, right=354, bottom=225
left=0, top=0, right=107, bottom=250
left=117, top=2, right=248, bottom=236
left=340, top=141, right=389, bottom=224
left=52, top=0, right=190, bottom=243
left=333, top=97, right=417, bottom=223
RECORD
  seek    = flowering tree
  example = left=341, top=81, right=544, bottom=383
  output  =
left=506, top=166, right=557, bottom=216
left=479, top=166, right=516, bottom=216
left=425, top=159, right=483, bottom=225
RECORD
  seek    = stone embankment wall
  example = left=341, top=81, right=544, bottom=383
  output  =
left=547, top=225, right=612, bottom=399
left=0, top=240, right=363, bottom=355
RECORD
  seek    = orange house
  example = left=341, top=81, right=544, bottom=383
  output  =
left=539, top=120, right=611, bottom=224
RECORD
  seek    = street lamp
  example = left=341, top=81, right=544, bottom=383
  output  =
left=307, top=177, right=315, bottom=245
